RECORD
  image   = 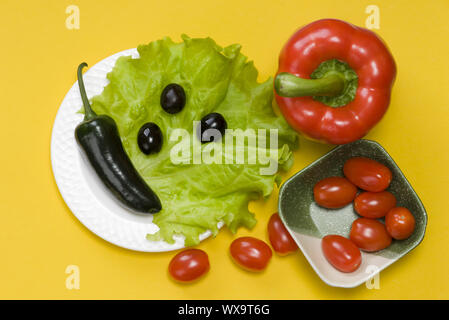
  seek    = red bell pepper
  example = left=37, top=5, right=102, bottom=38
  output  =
left=274, top=19, right=396, bottom=144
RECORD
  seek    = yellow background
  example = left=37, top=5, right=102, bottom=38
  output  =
left=1, top=0, right=448, bottom=299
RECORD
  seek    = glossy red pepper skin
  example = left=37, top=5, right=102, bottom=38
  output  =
left=275, top=19, right=396, bottom=144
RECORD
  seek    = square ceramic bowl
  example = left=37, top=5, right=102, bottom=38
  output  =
left=278, top=139, right=427, bottom=288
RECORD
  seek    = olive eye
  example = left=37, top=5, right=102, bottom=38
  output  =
left=160, top=83, right=186, bottom=114
left=197, top=112, right=227, bottom=143
left=138, top=122, right=163, bottom=155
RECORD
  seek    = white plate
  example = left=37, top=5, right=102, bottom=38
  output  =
left=51, top=49, right=219, bottom=252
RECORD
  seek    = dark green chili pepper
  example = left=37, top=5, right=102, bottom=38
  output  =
left=74, top=63, right=162, bottom=214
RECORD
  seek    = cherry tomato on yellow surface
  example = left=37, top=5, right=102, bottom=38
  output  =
left=230, top=237, right=272, bottom=272
left=267, top=213, right=298, bottom=256
left=354, top=191, right=397, bottom=219
left=350, top=218, right=392, bottom=252
left=385, top=207, right=416, bottom=240
left=343, top=157, right=392, bottom=192
left=313, top=177, right=357, bottom=209
left=321, top=235, right=362, bottom=273
left=168, top=249, right=209, bottom=282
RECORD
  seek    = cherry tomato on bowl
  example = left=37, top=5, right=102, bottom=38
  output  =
left=343, top=157, right=392, bottom=192
left=321, top=235, right=362, bottom=273
left=230, top=237, right=272, bottom=272
left=350, top=218, right=392, bottom=252
left=313, top=177, right=357, bottom=209
left=267, top=213, right=298, bottom=256
left=354, top=191, right=397, bottom=219
left=385, top=207, right=416, bottom=240
left=168, top=249, right=210, bottom=282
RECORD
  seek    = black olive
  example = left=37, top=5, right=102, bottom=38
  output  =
left=197, top=112, right=227, bottom=143
left=160, top=83, right=186, bottom=114
left=137, top=122, right=163, bottom=155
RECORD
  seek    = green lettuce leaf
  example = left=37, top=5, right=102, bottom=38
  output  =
left=90, top=35, right=298, bottom=246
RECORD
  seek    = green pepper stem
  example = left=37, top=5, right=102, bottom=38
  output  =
left=77, top=63, right=96, bottom=120
left=274, top=72, right=345, bottom=98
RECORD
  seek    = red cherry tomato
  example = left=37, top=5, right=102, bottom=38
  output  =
left=354, top=191, right=397, bottom=218
left=168, top=249, right=210, bottom=282
left=350, top=218, right=392, bottom=252
left=313, top=177, right=357, bottom=209
left=230, top=237, right=272, bottom=272
left=385, top=207, right=416, bottom=240
left=321, top=235, right=362, bottom=273
left=267, top=213, right=298, bottom=256
left=343, top=157, right=392, bottom=192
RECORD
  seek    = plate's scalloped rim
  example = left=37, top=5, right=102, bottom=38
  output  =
left=50, top=49, right=217, bottom=252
